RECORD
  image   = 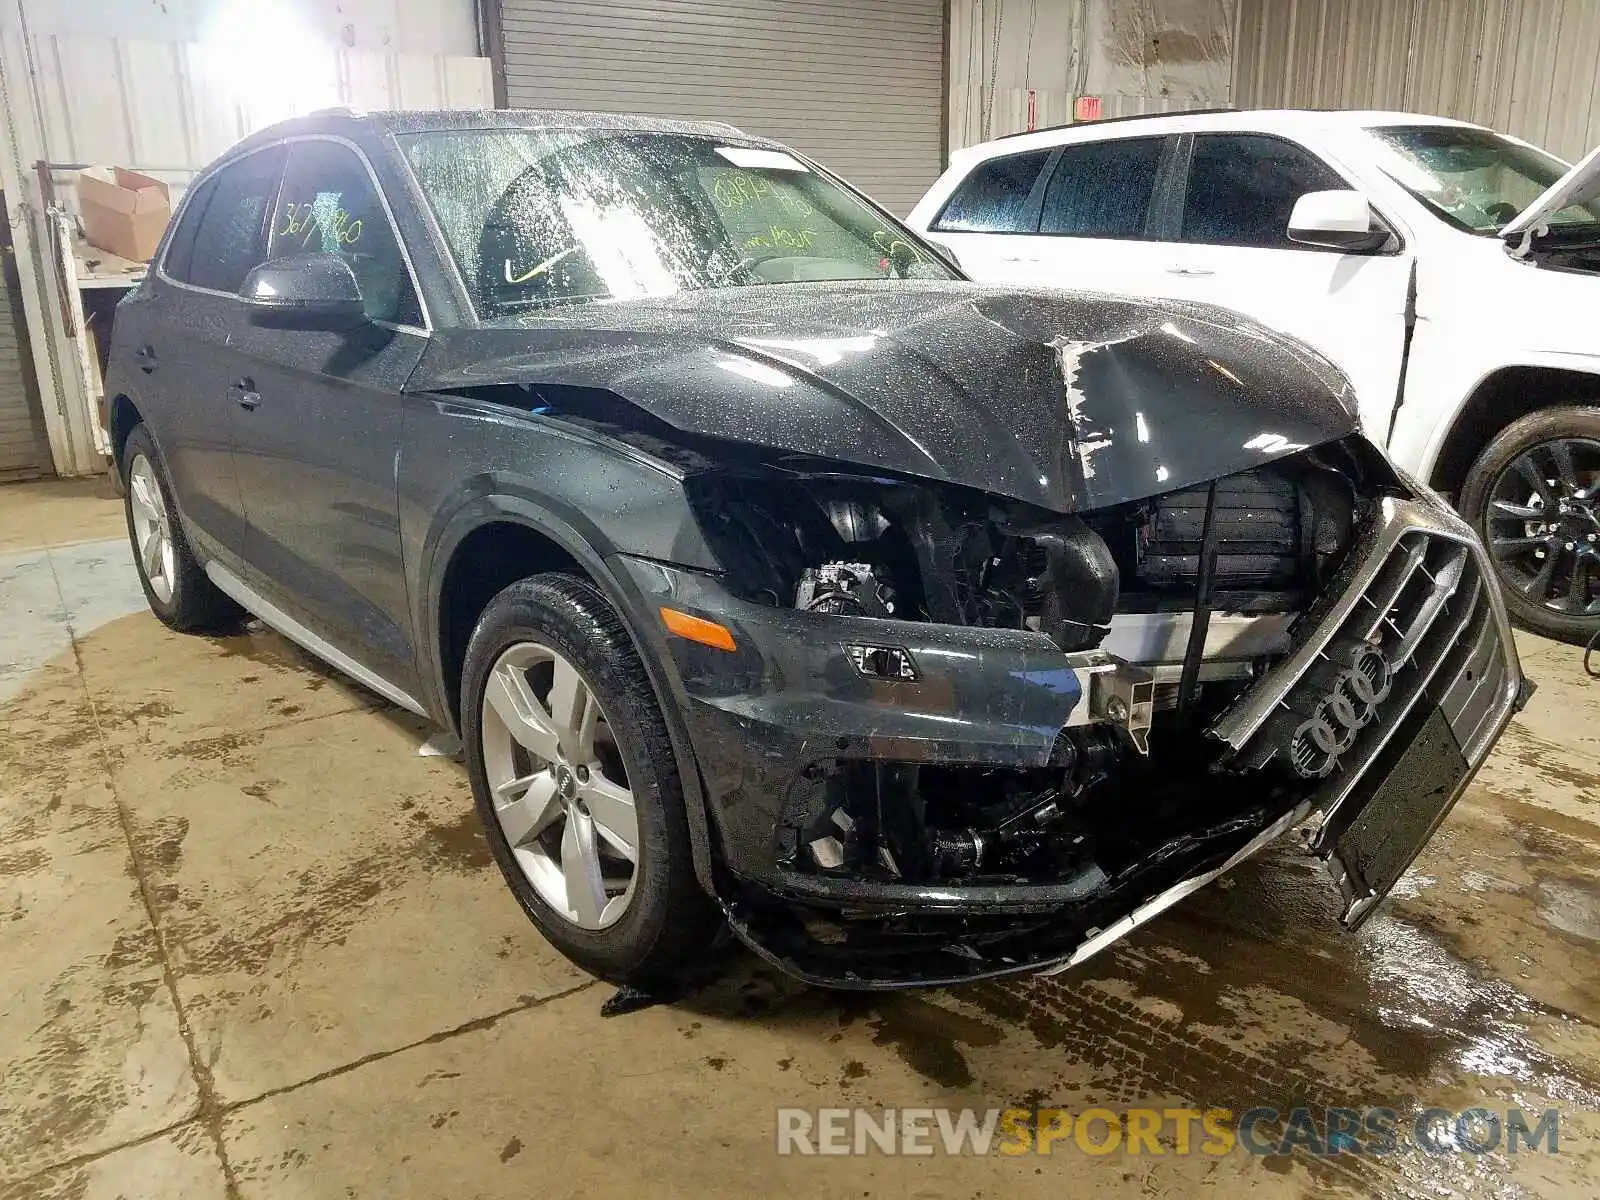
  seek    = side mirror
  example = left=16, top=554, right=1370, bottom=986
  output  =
left=240, top=255, right=367, bottom=329
left=1287, top=190, right=1390, bottom=253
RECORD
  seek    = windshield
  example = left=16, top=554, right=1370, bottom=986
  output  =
left=1367, top=124, right=1600, bottom=234
left=398, top=129, right=956, bottom=317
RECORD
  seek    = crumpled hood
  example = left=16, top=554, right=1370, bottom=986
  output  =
left=408, top=281, right=1358, bottom=512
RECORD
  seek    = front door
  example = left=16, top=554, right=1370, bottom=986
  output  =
left=1154, top=133, right=1415, bottom=439
left=230, top=138, right=428, bottom=693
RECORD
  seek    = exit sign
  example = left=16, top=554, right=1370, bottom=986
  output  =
left=1074, top=95, right=1103, bottom=122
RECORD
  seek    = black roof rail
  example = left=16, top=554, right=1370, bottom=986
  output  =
left=989, top=106, right=1240, bottom=142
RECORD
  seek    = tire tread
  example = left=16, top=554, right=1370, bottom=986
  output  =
left=121, top=424, right=243, bottom=633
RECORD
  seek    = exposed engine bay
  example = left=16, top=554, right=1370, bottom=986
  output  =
left=681, top=437, right=1383, bottom=902
left=1513, top=226, right=1600, bottom=275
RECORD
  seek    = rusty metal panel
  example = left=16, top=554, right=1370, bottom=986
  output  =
left=950, top=0, right=1230, bottom=154
left=1234, top=0, right=1600, bottom=160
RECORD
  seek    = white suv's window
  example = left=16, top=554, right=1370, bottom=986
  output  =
left=1180, top=134, right=1347, bottom=249
left=1038, top=136, right=1165, bottom=237
left=931, top=149, right=1052, bottom=233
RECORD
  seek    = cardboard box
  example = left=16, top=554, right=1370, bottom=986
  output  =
left=76, top=167, right=171, bottom=263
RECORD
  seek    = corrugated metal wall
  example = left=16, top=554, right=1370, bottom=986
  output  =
left=1233, top=0, right=1600, bottom=161
left=0, top=216, right=48, bottom=480
left=16, top=0, right=478, bottom=57
left=495, top=0, right=947, bottom=217
left=949, top=0, right=1234, bottom=154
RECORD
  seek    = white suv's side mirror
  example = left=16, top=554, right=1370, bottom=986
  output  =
left=1287, top=190, right=1389, bottom=252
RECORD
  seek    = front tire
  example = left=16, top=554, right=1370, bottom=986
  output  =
left=1460, top=406, right=1600, bottom=644
left=121, top=424, right=242, bottom=632
left=461, top=572, right=719, bottom=987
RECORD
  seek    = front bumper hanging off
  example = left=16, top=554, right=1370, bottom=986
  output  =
left=614, top=490, right=1527, bottom=989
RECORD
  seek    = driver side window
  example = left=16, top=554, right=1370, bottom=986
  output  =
left=1180, top=134, right=1347, bottom=249
left=268, top=141, right=422, bottom=326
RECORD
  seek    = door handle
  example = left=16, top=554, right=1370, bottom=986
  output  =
left=1166, top=266, right=1216, bottom=277
left=134, top=344, right=157, bottom=373
left=230, top=378, right=261, bottom=410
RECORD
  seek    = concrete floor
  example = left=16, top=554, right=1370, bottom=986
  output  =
left=1, top=478, right=1596, bottom=1200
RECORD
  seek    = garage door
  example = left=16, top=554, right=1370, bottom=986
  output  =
left=496, top=0, right=946, bottom=217
left=0, top=235, right=48, bottom=480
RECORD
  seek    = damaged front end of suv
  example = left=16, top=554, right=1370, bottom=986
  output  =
left=417, top=285, right=1529, bottom=989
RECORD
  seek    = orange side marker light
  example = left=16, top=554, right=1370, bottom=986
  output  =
left=659, top=607, right=737, bottom=651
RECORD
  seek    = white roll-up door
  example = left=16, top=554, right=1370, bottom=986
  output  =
left=0, top=238, right=49, bottom=480
left=496, top=0, right=947, bottom=217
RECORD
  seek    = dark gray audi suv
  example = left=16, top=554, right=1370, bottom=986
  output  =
left=106, top=109, right=1529, bottom=990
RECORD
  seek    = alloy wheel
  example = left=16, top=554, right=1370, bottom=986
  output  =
left=479, top=641, right=639, bottom=929
left=1486, top=437, right=1600, bottom=617
left=128, top=453, right=177, bottom=605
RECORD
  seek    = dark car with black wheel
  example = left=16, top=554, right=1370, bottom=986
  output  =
left=105, top=109, right=1531, bottom=991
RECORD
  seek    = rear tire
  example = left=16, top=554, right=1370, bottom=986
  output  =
left=1459, top=405, right=1600, bottom=644
left=121, top=424, right=243, bottom=633
left=461, top=572, right=720, bottom=988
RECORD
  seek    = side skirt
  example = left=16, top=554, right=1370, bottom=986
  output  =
left=205, top=561, right=429, bottom=718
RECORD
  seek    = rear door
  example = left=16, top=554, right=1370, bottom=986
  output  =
left=1157, top=132, right=1415, bottom=438
left=1017, top=135, right=1178, bottom=296
left=924, top=136, right=1179, bottom=299
left=229, top=137, right=428, bottom=693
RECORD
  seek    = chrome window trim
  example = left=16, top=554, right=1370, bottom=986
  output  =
left=387, top=131, right=475, bottom=325
left=155, top=133, right=432, bottom=336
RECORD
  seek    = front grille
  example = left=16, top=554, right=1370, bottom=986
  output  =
left=1304, top=531, right=1498, bottom=812
left=1212, top=497, right=1521, bottom=801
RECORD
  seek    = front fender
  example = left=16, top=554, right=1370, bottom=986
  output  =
left=1397, top=344, right=1600, bottom=484
left=400, top=400, right=729, bottom=893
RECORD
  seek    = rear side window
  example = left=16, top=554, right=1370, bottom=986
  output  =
left=932, top=150, right=1052, bottom=232
left=161, top=177, right=214, bottom=282
left=172, top=147, right=285, bottom=293
left=1181, top=134, right=1347, bottom=248
left=1038, top=136, right=1165, bottom=237
left=268, top=140, right=422, bottom=326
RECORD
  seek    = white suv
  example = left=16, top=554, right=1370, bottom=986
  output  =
left=907, top=109, right=1600, bottom=643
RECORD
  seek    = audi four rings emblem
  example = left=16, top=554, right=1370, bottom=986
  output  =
left=1287, top=640, right=1394, bottom=779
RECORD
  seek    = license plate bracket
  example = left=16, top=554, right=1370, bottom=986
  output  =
left=1319, top=703, right=1471, bottom=930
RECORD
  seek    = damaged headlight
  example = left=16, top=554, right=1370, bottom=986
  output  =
left=683, top=464, right=1119, bottom=652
